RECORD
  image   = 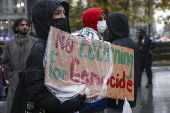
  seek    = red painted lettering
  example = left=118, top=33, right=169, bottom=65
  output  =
left=56, top=34, right=65, bottom=49
left=65, top=38, right=73, bottom=53
left=110, top=76, right=116, bottom=88
left=101, top=75, right=106, bottom=85
left=69, top=57, right=107, bottom=85
left=116, top=74, right=119, bottom=88
left=55, top=34, right=73, bottom=53
left=127, top=80, right=132, bottom=92
left=119, top=72, right=126, bottom=88
left=108, top=71, right=133, bottom=92
left=90, top=72, right=100, bottom=85
left=81, top=70, right=89, bottom=84
left=70, top=57, right=80, bottom=82
left=74, top=73, right=81, bottom=82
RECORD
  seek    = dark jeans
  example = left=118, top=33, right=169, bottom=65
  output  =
left=138, top=54, right=153, bottom=85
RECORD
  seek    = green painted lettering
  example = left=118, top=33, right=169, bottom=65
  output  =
left=126, top=54, right=134, bottom=80
left=124, top=52, right=129, bottom=66
left=49, top=51, right=58, bottom=78
left=49, top=51, right=68, bottom=80
left=106, top=47, right=114, bottom=63
left=79, top=41, right=87, bottom=58
left=53, top=68, right=68, bottom=80
left=88, top=42, right=96, bottom=60
left=97, top=44, right=107, bottom=62
left=114, top=49, right=120, bottom=64
left=121, top=49, right=124, bottom=65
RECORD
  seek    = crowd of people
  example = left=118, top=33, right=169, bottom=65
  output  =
left=0, top=0, right=156, bottom=113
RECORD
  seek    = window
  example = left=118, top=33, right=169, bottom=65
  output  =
left=13, top=8, right=17, bottom=13
left=22, top=8, right=25, bottom=13
left=4, top=8, right=9, bottom=13
left=0, top=9, right=3, bottom=13
left=0, top=1, right=3, bottom=7
left=5, top=0, right=8, bottom=6
left=12, top=0, right=17, bottom=5
left=0, top=1, right=3, bottom=13
left=0, top=20, right=8, bottom=37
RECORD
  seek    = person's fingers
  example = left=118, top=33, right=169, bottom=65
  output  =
left=87, top=95, right=96, bottom=99
left=85, top=94, right=97, bottom=101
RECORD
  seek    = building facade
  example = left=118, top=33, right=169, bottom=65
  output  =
left=0, top=0, right=28, bottom=41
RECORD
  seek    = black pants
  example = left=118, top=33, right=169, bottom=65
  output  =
left=138, top=54, right=153, bottom=85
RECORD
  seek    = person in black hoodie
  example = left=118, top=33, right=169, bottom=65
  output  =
left=106, top=12, right=140, bottom=113
left=25, top=0, right=95, bottom=113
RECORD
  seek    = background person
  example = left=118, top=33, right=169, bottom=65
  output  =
left=1, top=18, right=37, bottom=113
left=106, top=12, right=140, bottom=113
left=138, top=28, right=156, bottom=88
left=0, top=65, right=4, bottom=101
left=0, top=41, right=8, bottom=101
left=0, top=43, right=4, bottom=101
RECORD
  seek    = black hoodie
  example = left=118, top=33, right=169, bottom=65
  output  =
left=106, top=12, right=140, bottom=109
left=25, top=0, right=85, bottom=113
left=32, top=0, right=70, bottom=40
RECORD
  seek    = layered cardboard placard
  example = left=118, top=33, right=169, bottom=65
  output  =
left=45, top=27, right=134, bottom=101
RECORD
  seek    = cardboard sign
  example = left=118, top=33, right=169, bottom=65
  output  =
left=107, top=45, right=134, bottom=101
left=45, top=27, right=134, bottom=101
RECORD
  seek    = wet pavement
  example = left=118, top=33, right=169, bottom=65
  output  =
left=0, top=66, right=170, bottom=113
left=132, top=66, right=170, bottom=113
left=0, top=101, right=6, bottom=113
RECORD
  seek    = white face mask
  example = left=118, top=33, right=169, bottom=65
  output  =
left=97, top=20, right=107, bottom=33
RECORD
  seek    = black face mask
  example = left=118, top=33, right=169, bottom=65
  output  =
left=52, top=18, right=68, bottom=32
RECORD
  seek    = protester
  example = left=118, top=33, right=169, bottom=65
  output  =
left=78, top=8, right=106, bottom=40
left=1, top=18, right=37, bottom=113
left=138, top=28, right=156, bottom=88
left=0, top=42, right=4, bottom=62
left=0, top=68, right=7, bottom=101
left=0, top=42, right=7, bottom=101
left=0, top=43, right=4, bottom=101
left=106, top=12, right=140, bottom=113
left=78, top=8, right=108, bottom=113
left=25, top=0, right=95, bottom=113
left=0, top=66, right=5, bottom=101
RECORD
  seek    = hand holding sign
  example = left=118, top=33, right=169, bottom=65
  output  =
left=79, top=85, right=97, bottom=102
left=85, top=95, right=97, bottom=102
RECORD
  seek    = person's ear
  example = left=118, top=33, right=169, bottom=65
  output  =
left=15, top=27, right=18, bottom=31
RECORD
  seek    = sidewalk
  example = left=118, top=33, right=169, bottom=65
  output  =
left=132, top=66, right=170, bottom=113
left=1, top=66, right=170, bottom=113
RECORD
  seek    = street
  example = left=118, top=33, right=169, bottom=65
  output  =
left=0, top=101, right=6, bottom=113
left=132, top=66, right=170, bottom=113
left=0, top=66, right=170, bottom=113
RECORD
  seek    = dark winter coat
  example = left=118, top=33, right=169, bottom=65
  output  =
left=25, top=0, right=86, bottom=113
left=106, top=12, right=140, bottom=109
left=138, top=35, right=156, bottom=56
left=1, top=35, right=37, bottom=113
